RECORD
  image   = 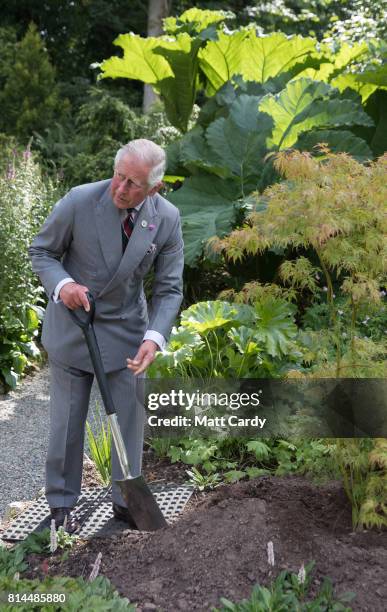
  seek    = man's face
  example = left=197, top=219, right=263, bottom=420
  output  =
left=110, top=155, right=159, bottom=209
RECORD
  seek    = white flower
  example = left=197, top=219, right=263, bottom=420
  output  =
left=338, top=310, right=344, bottom=315
left=298, top=562, right=306, bottom=584
left=50, top=519, right=58, bottom=553
left=322, top=286, right=328, bottom=292
left=88, top=552, right=102, bottom=582
left=267, top=541, right=275, bottom=567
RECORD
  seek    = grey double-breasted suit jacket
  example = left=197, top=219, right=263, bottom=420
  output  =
left=29, top=179, right=184, bottom=372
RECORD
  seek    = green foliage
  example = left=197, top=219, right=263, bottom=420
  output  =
left=216, top=151, right=387, bottom=377
left=149, top=299, right=300, bottom=379
left=0, top=543, right=28, bottom=577
left=34, top=89, right=181, bottom=186
left=0, top=0, right=148, bottom=84
left=157, top=435, right=337, bottom=484
left=164, top=7, right=235, bottom=36
left=199, top=31, right=323, bottom=94
left=0, top=530, right=133, bottom=609
left=323, top=0, right=387, bottom=45
left=236, top=0, right=348, bottom=39
left=335, top=438, right=387, bottom=530
left=86, top=402, right=112, bottom=486
left=99, top=23, right=216, bottom=133
left=98, top=10, right=329, bottom=132
left=215, top=561, right=355, bottom=611
left=186, top=466, right=222, bottom=490
left=168, top=76, right=374, bottom=265
left=0, top=574, right=134, bottom=610
left=0, top=23, right=64, bottom=142
left=0, top=26, right=17, bottom=89
left=0, top=141, right=58, bottom=389
left=90, top=10, right=386, bottom=269
left=260, top=78, right=373, bottom=150
left=0, top=529, right=74, bottom=578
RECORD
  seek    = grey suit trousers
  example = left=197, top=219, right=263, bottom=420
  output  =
left=46, top=358, right=144, bottom=508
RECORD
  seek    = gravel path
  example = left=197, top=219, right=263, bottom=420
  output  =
left=0, top=364, right=103, bottom=521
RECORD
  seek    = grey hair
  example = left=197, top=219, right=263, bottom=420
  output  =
left=114, top=139, right=166, bottom=187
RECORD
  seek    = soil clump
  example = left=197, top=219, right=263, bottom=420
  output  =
left=27, top=475, right=387, bottom=611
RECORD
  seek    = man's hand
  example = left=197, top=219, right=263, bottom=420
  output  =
left=127, top=340, right=158, bottom=376
left=59, top=282, right=90, bottom=311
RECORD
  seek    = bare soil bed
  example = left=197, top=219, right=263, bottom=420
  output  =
left=26, top=471, right=387, bottom=611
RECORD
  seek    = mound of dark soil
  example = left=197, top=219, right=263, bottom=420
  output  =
left=30, top=476, right=387, bottom=611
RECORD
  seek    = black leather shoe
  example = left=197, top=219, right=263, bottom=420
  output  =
left=50, top=507, right=80, bottom=534
left=112, top=502, right=138, bottom=529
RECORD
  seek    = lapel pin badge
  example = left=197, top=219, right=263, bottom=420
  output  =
left=148, top=223, right=156, bottom=231
left=141, top=219, right=148, bottom=228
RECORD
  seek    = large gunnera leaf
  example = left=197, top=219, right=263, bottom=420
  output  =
left=205, top=95, right=273, bottom=183
left=168, top=174, right=241, bottom=266
left=100, top=32, right=208, bottom=132
left=152, top=33, right=209, bottom=132
left=199, top=31, right=321, bottom=95
left=164, top=8, right=234, bottom=36
left=295, top=129, right=373, bottom=161
left=99, top=33, right=173, bottom=84
left=168, top=95, right=273, bottom=264
left=198, top=30, right=251, bottom=95
left=242, top=32, right=319, bottom=83
left=259, top=78, right=374, bottom=149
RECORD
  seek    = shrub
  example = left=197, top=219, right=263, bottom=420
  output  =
left=0, top=23, right=65, bottom=142
left=0, top=141, right=59, bottom=389
left=213, top=150, right=387, bottom=378
left=33, top=88, right=181, bottom=186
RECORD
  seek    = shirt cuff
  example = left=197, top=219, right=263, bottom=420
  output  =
left=53, top=278, right=75, bottom=303
left=143, top=330, right=166, bottom=351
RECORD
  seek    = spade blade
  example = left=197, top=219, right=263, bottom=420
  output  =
left=116, top=476, right=168, bottom=531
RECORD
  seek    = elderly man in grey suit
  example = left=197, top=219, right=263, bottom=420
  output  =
left=29, top=139, right=184, bottom=532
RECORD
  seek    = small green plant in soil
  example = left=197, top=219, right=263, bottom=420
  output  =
left=152, top=436, right=337, bottom=485
left=0, top=575, right=134, bottom=611
left=0, top=532, right=134, bottom=610
left=0, top=529, right=77, bottom=579
left=86, top=401, right=112, bottom=486
left=186, top=466, right=222, bottom=491
left=213, top=561, right=355, bottom=611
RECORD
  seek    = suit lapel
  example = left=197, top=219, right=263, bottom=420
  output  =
left=95, top=181, right=122, bottom=275
left=98, top=194, right=159, bottom=298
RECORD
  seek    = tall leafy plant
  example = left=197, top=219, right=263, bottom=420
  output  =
left=212, top=150, right=386, bottom=378
left=168, top=77, right=374, bottom=265
left=148, top=298, right=300, bottom=379
left=98, top=8, right=231, bottom=132
left=98, top=9, right=329, bottom=132
left=0, top=142, right=57, bottom=388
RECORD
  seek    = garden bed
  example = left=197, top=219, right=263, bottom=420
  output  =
left=25, top=474, right=387, bottom=611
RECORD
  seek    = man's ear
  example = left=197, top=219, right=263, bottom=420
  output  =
left=148, top=182, right=162, bottom=197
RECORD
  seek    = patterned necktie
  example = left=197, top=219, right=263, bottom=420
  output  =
left=122, top=210, right=134, bottom=252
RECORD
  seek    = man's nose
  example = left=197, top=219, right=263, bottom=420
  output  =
left=117, top=180, right=128, bottom=194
